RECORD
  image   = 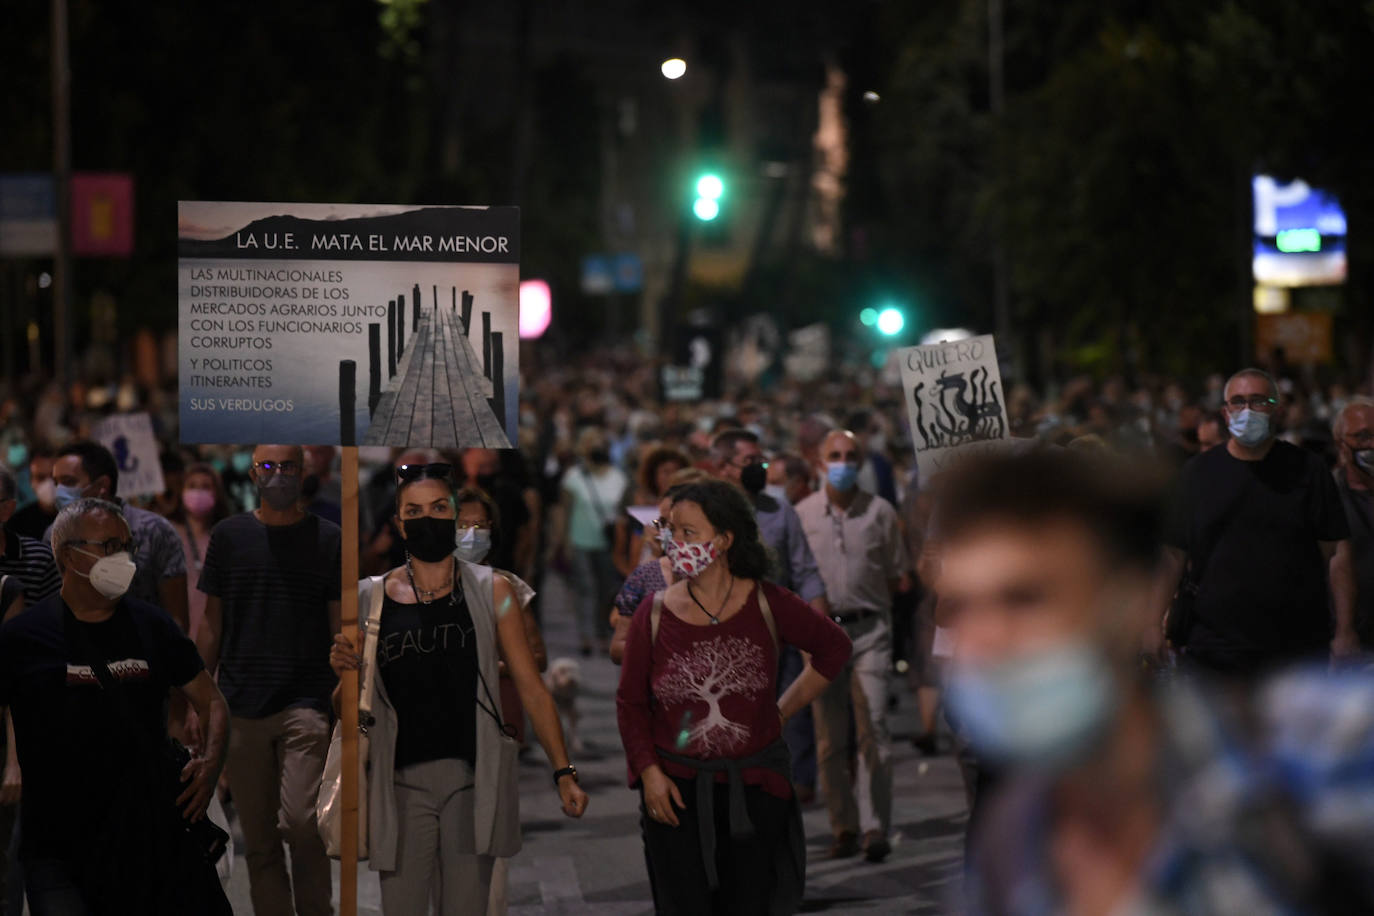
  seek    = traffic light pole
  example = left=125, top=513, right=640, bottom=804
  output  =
left=660, top=208, right=693, bottom=357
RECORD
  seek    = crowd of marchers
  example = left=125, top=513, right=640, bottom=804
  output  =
left=0, top=352, right=1370, bottom=913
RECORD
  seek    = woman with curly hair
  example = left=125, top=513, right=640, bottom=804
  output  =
left=616, top=479, right=851, bottom=914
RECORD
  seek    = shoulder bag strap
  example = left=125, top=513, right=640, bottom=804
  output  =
left=465, top=561, right=515, bottom=738
left=581, top=465, right=612, bottom=526
left=650, top=590, right=665, bottom=647
left=755, top=584, right=779, bottom=652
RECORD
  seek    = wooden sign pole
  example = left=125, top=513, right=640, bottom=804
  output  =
left=339, top=445, right=360, bottom=915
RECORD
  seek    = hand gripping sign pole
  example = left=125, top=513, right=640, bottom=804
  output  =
left=339, top=446, right=361, bottom=914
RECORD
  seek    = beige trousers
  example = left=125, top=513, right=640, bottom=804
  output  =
left=812, top=614, right=894, bottom=839
left=228, top=707, right=333, bottom=916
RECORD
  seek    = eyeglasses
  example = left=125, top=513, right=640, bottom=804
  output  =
left=254, top=460, right=301, bottom=476
left=396, top=462, right=454, bottom=483
left=1225, top=396, right=1279, bottom=412
left=1345, top=431, right=1374, bottom=447
left=65, top=537, right=136, bottom=557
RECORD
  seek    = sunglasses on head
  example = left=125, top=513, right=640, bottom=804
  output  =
left=396, top=462, right=454, bottom=484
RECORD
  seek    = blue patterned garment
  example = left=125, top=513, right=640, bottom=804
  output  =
left=968, top=668, right=1374, bottom=915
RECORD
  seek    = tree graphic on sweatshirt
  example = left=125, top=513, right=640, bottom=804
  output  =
left=656, top=635, right=768, bottom=756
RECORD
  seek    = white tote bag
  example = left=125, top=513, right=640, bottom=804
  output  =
left=317, top=576, right=385, bottom=858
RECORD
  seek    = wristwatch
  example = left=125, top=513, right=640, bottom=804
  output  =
left=553, top=764, right=578, bottom=785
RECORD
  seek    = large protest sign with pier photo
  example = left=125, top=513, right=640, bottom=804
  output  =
left=897, top=334, right=1010, bottom=479
left=177, top=202, right=518, bottom=447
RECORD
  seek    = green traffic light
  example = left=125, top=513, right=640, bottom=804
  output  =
left=860, top=308, right=878, bottom=326
left=877, top=307, right=905, bottom=336
left=696, top=173, right=724, bottom=200
left=693, top=198, right=720, bottom=221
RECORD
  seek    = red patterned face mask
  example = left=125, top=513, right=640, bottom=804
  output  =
left=666, top=538, right=718, bottom=579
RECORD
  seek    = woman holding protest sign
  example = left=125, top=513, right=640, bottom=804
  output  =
left=329, top=462, right=586, bottom=915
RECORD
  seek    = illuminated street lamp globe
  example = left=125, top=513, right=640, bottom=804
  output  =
left=661, top=58, right=687, bottom=80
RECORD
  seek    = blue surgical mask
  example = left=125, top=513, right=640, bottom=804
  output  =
left=1227, top=408, right=1270, bottom=448
left=1354, top=449, right=1374, bottom=474
left=455, top=527, right=492, bottom=564
left=763, top=483, right=789, bottom=503
left=826, top=462, right=858, bottom=493
left=944, top=642, right=1116, bottom=770
left=55, top=484, right=85, bottom=511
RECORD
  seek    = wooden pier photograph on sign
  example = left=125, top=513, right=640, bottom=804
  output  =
left=177, top=202, right=519, bottom=448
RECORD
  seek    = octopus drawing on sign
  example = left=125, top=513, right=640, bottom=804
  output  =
left=911, top=367, right=1005, bottom=451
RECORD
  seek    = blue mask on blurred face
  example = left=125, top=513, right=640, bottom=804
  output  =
left=55, top=484, right=85, bottom=511
left=1227, top=408, right=1270, bottom=448
left=944, top=642, right=1116, bottom=770
left=826, top=462, right=858, bottom=493
left=454, top=528, right=491, bottom=564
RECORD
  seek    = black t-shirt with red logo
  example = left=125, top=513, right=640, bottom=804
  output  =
left=0, top=593, right=203, bottom=862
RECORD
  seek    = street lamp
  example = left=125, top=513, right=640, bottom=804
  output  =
left=661, top=58, right=687, bottom=80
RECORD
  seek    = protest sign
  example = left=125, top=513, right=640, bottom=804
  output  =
left=177, top=202, right=519, bottom=447
left=898, top=334, right=1009, bottom=478
left=92, top=412, right=165, bottom=499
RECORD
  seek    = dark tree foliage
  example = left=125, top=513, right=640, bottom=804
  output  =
left=865, top=0, right=1374, bottom=382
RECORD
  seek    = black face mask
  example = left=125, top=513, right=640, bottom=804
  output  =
left=403, top=516, right=456, bottom=563
left=257, top=476, right=302, bottom=511
left=740, top=463, right=768, bottom=495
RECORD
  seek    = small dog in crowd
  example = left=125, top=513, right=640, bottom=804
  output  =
left=545, top=657, right=583, bottom=752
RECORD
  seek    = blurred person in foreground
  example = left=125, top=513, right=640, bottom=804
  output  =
left=796, top=430, right=907, bottom=862
left=330, top=465, right=585, bottom=914
left=1332, top=396, right=1374, bottom=651
left=939, top=448, right=1374, bottom=913
left=1149, top=369, right=1358, bottom=675
left=6, top=449, right=58, bottom=542
left=50, top=442, right=190, bottom=634
left=616, top=479, right=851, bottom=914
left=0, top=498, right=230, bottom=914
left=197, top=444, right=339, bottom=916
